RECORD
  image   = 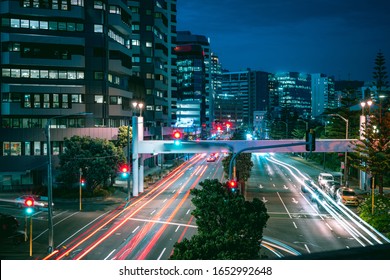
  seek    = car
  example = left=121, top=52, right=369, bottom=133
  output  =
left=300, top=179, right=316, bottom=193
left=15, top=195, right=53, bottom=210
left=206, top=156, right=216, bottom=162
left=335, top=187, right=359, bottom=206
left=318, top=173, right=334, bottom=188
left=325, top=181, right=342, bottom=199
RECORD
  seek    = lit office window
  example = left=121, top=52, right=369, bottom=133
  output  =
left=30, top=20, right=39, bottom=29
left=31, top=70, right=39, bottom=78
left=94, top=1, right=104, bottom=9
left=49, top=70, right=58, bottom=79
left=43, top=94, right=50, bottom=108
left=146, top=42, right=153, bottom=47
left=21, top=69, right=30, bottom=78
left=3, top=142, right=11, bottom=156
left=40, top=70, right=49, bottom=79
left=11, top=19, right=20, bottom=28
left=25, top=142, right=31, bottom=156
left=53, top=94, right=59, bottom=108
left=11, top=69, right=20, bottom=78
left=59, top=71, right=67, bottom=79
left=2, top=69, right=11, bottom=77
left=11, top=142, right=21, bottom=156
left=40, top=21, right=48, bottom=29
left=94, top=95, right=104, bottom=103
left=77, top=72, right=84, bottom=79
left=34, top=141, right=41, bottom=156
left=53, top=142, right=60, bottom=155
left=21, top=20, right=29, bottom=28
left=34, top=94, right=41, bottom=108
left=94, top=24, right=103, bottom=33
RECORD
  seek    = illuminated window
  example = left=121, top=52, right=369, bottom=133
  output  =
left=94, top=24, right=103, bottom=33
left=94, top=95, right=103, bottom=103
left=34, top=94, right=41, bottom=108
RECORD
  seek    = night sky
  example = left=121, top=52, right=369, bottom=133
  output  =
left=176, top=0, right=390, bottom=82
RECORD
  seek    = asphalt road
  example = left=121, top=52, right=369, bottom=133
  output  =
left=1, top=153, right=387, bottom=260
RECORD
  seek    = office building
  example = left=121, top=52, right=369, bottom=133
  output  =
left=0, top=0, right=177, bottom=188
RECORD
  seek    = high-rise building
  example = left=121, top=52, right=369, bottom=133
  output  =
left=175, top=31, right=212, bottom=138
left=129, top=0, right=177, bottom=128
left=0, top=0, right=177, bottom=188
left=269, top=72, right=312, bottom=120
left=312, top=73, right=335, bottom=117
left=219, top=69, right=269, bottom=128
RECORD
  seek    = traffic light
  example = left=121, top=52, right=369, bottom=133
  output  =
left=226, top=180, right=238, bottom=193
left=172, top=130, right=182, bottom=146
left=120, top=165, right=130, bottom=179
left=24, top=196, right=35, bottom=215
left=24, top=196, right=34, bottom=207
left=80, top=178, right=86, bottom=187
left=305, top=129, right=316, bottom=151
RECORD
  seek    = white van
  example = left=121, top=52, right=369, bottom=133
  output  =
left=318, top=173, right=334, bottom=188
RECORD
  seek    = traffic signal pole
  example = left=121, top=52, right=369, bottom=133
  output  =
left=228, top=141, right=313, bottom=181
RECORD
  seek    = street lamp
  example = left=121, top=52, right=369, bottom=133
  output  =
left=328, top=114, right=349, bottom=186
left=132, top=101, right=144, bottom=116
left=46, top=112, right=92, bottom=253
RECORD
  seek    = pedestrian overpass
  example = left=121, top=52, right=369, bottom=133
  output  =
left=130, top=116, right=357, bottom=196
left=138, top=139, right=355, bottom=154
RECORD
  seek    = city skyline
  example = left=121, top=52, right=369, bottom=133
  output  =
left=177, top=0, right=390, bottom=82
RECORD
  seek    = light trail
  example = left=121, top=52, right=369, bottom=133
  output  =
left=262, top=154, right=389, bottom=247
left=51, top=156, right=201, bottom=260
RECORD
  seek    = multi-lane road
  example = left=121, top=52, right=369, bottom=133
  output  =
left=1, top=153, right=388, bottom=260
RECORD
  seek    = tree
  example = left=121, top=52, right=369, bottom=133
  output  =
left=222, top=130, right=254, bottom=194
left=372, top=51, right=389, bottom=116
left=170, top=179, right=269, bottom=259
left=350, top=112, right=390, bottom=194
left=116, top=125, right=132, bottom=149
left=57, top=136, right=126, bottom=191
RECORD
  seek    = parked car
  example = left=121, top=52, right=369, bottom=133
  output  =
left=335, top=187, right=359, bottom=206
left=15, top=195, right=53, bottom=210
left=318, top=173, right=334, bottom=188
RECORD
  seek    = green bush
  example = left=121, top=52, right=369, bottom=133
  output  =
left=358, top=194, right=390, bottom=238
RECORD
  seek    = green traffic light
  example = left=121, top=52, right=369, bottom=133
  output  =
left=25, top=207, right=34, bottom=215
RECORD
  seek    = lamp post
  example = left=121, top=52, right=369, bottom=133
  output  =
left=328, top=114, right=349, bottom=186
left=129, top=101, right=144, bottom=198
left=46, top=112, right=92, bottom=253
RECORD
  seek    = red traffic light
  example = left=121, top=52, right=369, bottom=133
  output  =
left=173, top=130, right=182, bottom=139
left=227, top=180, right=237, bottom=188
left=24, top=196, right=34, bottom=207
left=121, top=165, right=129, bottom=173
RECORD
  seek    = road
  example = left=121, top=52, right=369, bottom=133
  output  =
left=247, top=153, right=389, bottom=257
left=1, top=153, right=388, bottom=260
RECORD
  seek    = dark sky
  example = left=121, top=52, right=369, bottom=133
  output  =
left=176, top=0, right=390, bottom=82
